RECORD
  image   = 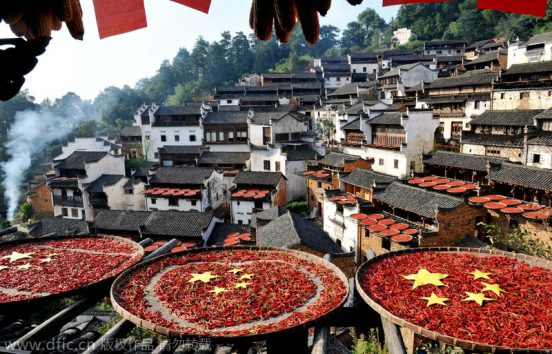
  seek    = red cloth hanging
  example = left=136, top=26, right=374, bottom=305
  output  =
left=477, top=0, right=547, bottom=17
left=171, top=0, right=212, bottom=14
left=93, top=0, right=148, bottom=39
left=383, top=0, right=452, bottom=6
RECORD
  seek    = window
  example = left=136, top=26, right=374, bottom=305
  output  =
left=228, top=132, right=234, bottom=141
left=219, top=132, right=224, bottom=141
left=71, top=209, right=78, bottom=218
left=363, top=67, right=367, bottom=73
left=437, top=50, right=442, bottom=54
left=379, top=158, right=384, bottom=166
left=529, top=74, right=539, bottom=81
left=317, top=181, right=322, bottom=189
left=237, top=220, right=242, bottom=225
left=352, top=69, right=357, bottom=73
left=263, top=160, right=271, bottom=171
left=520, top=92, right=530, bottom=99
left=168, top=198, right=178, bottom=206
left=394, top=159, right=399, bottom=169
left=190, top=134, right=196, bottom=142
left=227, top=99, right=232, bottom=104
left=474, top=101, right=481, bottom=109
left=154, top=152, right=159, bottom=159
left=174, top=134, right=180, bottom=142
left=254, top=200, right=263, bottom=209
left=336, top=77, right=341, bottom=82
left=161, top=135, right=167, bottom=142
left=191, top=200, right=197, bottom=206
left=410, top=161, right=416, bottom=171
left=145, top=134, right=150, bottom=140
left=62, top=208, right=68, bottom=217
left=275, top=161, right=281, bottom=172
left=548, top=91, right=552, bottom=97
left=205, top=133, right=211, bottom=142
left=533, top=154, right=541, bottom=164
left=211, top=132, right=217, bottom=142
left=151, top=198, right=157, bottom=205
left=124, top=189, right=133, bottom=195
left=500, top=93, right=506, bottom=99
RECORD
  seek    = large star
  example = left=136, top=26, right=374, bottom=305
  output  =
left=228, top=268, right=244, bottom=275
left=234, top=282, right=251, bottom=289
left=481, top=283, right=506, bottom=296
left=209, top=287, right=229, bottom=295
left=188, top=272, right=219, bottom=283
left=470, top=270, right=492, bottom=280
left=403, top=269, right=448, bottom=289
left=462, top=292, right=494, bottom=306
left=421, top=292, right=449, bottom=306
left=17, top=263, right=32, bottom=270
left=2, top=252, right=33, bottom=263
left=240, top=273, right=254, bottom=280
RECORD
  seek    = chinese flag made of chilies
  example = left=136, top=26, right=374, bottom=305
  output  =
left=477, top=0, right=547, bottom=17
left=171, top=0, right=212, bottom=14
left=93, top=0, right=148, bottom=39
left=383, top=0, right=452, bottom=6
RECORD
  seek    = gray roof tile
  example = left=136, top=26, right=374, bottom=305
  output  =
left=423, top=151, right=507, bottom=172
left=234, top=171, right=283, bottom=187
left=470, top=110, right=542, bottom=127
left=487, top=163, right=552, bottom=191
left=319, top=152, right=360, bottom=168
left=85, top=175, right=125, bottom=193
left=340, top=169, right=396, bottom=189
left=54, top=151, right=108, bottom=170
left=150, top=167, right=214, bottom=185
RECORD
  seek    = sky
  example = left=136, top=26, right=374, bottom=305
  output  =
left=1, top=1, right=399, bottom=102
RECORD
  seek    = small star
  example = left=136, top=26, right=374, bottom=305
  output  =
left=0, top=266, right=8, bottom=271
left=17, top=264, right=32, bottom=270
left=403, top=269, right=448, bottom=289
left=40, top=257, right=54, bottom=263
left=188, top=272, right=219, bottom=283
left=2, top=252, right=33, bottom=263
left=421, top=293, right=449, bottom=306
left=228, top=268, right=244, bottom=275
left=462, top=292, right=495, bottom=306
left=470, top=270, right=492, bottom=280
left=209, top=287, right=229, bottom=295
left=481, top=283, right=507, bottom=297
left=234, top=282, right=251, bottom=289
left=240, top=273, right=254, bottom=280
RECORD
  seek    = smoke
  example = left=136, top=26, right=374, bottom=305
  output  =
left=2, top=105, right=86, bottom=220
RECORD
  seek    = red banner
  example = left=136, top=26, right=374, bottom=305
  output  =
left=477, top=0, right=547, bottom=17
left=93, top=0, right=148, bottom=39
left=171, top=0, right=212, bottom=14
left=383, top=0, right=452, bottom=6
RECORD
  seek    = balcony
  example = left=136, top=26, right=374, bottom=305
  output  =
left=53, top=196, right=84, bottom=208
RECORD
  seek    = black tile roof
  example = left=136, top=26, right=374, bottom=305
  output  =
left=282, top=145, right=320, bottom=161
left=85, top=175, right=125, bottom=193
left=340, top=169, right=396, bottom=190
left=369, top=113, right=403, bottom=125
left=380, top=63, right=426, bottom=79
left=319, top=152, right=361, bottom=168
left=149, top=167, right=214, bottom=185
left=534, top=107, right=552, bottom=120
left=92, top=210, right=214, bottom=238
left=487, top=163, right=552, bottom=191
left=423, top=151, right=507, bottom=172
left=207, top=222, right=251, bottom=246
left=527, top=131, right=552, bottom=145
left=427, top=71, right=497, bottom=89
left=527, top=32, right=552, bottom=46
left=28, top=217, right=88, bottom=237
left=234, top=171, right=283, bottom=187
left=470, top=110, right=542, bottom=127
left=203, top=111, right=248, bottom=124
left=54, top=151, right=109, bottom=170
left=466, top=39, right=496, bottom=50
left=373, top=182, right=464, bottom=219
left=256, top=210, right=343, bottom=254
left=154, top=105, right=201, bottom=116
left=503, top=61, right=552, bottom=76
left=158, top=145, right=204, bottom=155
left=120, top=126, right=141, bottom=137
left=461, top=133, right=524, bottom=148
left=251, top=206, right=289, bottom=228
left=423, top=92, right=491, bottom=104
left=251, top=111, right=304, bottom=125
left=198, top=152, right=250, bottom=165
left=464, top=50, right=503, bottom=66
left=341, top=118, right=361, bottom=131
left=327, top=83, right=360, bottom=97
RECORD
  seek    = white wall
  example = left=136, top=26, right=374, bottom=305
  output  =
left=231, top=200, right=271, bottom=225
left=249, top=124, right=268, bottom=147
left=82, top=155, right=126, bottom=184
left=56, top=137, right=120, bottom=160
left=322, top=197, right=358, bottom=252
left=492, top=89, right=552, bottom=110
left=351, top=63, right=379, bottom=75
left=507, top=41, right=552, bottom=68
left=325, top=76, right=351, bottom=89
left=146, top=196, right=202, bottom=212
left=527, top=145, right=552, bottom=169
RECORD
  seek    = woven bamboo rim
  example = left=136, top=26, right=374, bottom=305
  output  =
left=0, top=234, right=144, bottom=308
left=355, top=247, right=552, bottom=353
left=111, top=246, right=349, bottom=340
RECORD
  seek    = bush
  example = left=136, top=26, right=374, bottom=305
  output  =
left=286, top=200, right=307, bottom=215
left=351, top=328, right=388, bottom=354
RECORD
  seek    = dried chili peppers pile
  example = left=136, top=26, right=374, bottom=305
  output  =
left=358, top=251, right=552, bottom=350
left=113, top=249, right=347, bottom=337
left=0, top=237, right=142, bottom=303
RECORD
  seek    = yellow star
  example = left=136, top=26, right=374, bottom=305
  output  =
left=2, top=252, right=33, bottom=263
left=481, top=283, right=506, bottom=297
left=228, top=268, right=244, bottom=275
left=240, top=273, right=254, bottom=280
left=40, top=257, right=53, bottom=263
left=421, top=292, right=449, bottom=306
left=188, top=272, right=219, bottom=283
left=234, top=282, right=251, bottom=289
left=0, top=266, right=8, bottom=271
left=17, top=264, right=32, bottom=270
left=209, top=286, right=229, bottom=295
left=462, top=292, right=494, bottom=306
left=470, top=270, right=492, bottom=280
left=403, top=269, right=448, bottom=289
left=48, top=253, right=60, bottom=257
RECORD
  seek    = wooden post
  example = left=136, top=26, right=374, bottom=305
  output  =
left=311, top=326, right=329, bottom=354
left=366, top=250, right=407, bottom=354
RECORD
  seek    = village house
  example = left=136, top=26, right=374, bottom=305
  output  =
left=424, top=40, right=467, bottom=57
left=464, top=38, right=504, bottom=60
left=55, top=136, right=121, bottom=160
left=348, top=52, right=380, bottom=76
left=91, top=210, right=221, bottom=245
left=28, top=216, right=89, bottom=237
left=248, top=109, right=310, bottom=147
left=340, top=168, right=396, bottom=202
left=84, top=174, right=146, bottom=219
left=507, top=32, right=552, bottom=68
left=463, top=49, right=507, bottom=72
left=144, top=167, right=225, bottom=212
left=27, top=174, right=54, bottom=217
left=157, top=145, right=205, bottom=167
left=461, top=110, right=542, bottom=163
left=325, top=82, right=377, bottom=106
left=260, top=72, right=321, bottom=87
left=378, top=63, right=438, bottom=99
left=134, top=103, right=207, bottom=162
left=230, top=171, right=286, bottom=225
left=119, top=126, right=143, bottom=160
left=202, top=110, right=251, bottom=153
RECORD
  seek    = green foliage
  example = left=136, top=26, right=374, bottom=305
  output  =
left=351, top=328, right=388, bottom=354
left=286, top=200, right=307, bottom=215
left=316, top=117, right=336, bottom=145
left=0, top=216, right=10, bottom=229
left=479, top=222, right=552, bottom=260
left=16, top=202, right=32, bottom=224
left=416, top=342, right=464, bottom=353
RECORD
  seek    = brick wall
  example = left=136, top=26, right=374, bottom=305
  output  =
left=422, top=204, right=487, bottom=246
left=274, top=177, right=287, bottom=207
left=490, top=211, right=552, bottom=248
left=343, top=159, right=373, bottom=173
left=28, top=183, right=53, bottom=217
left=359, top=227, right=409, bottom=258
